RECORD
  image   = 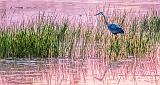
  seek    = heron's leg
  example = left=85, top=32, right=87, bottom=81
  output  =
left=115, top=34, right=118, bottom=40
left=114, top=34, right=118, bottom=61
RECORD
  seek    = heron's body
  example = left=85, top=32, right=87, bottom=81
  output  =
left=95, top=12, right=124, bottom=35
left=107, top=23, right=124, bottom=35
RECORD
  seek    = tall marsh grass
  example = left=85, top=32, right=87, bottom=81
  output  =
left=0, top=10, right=159, bottom=62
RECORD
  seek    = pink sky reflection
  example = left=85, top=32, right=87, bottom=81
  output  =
left=0, top=0, right=159, bottom=25
left=0, top=46, right=159, bottom=85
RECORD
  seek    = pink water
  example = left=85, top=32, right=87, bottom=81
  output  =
left=0, top=49, right=160, bottom=85
left=0, top=0, right=160, bottom=85
left=0, top=0, right=160, bottom=25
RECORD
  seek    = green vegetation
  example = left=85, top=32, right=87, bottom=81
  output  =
left=0, top=11, right=160, bottom=62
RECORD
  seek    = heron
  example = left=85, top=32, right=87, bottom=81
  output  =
left=95, top=12, right=124, bottom=35
left=95, top=12, right=125, bottom=61
left=94, top=12, right=125, bottom=81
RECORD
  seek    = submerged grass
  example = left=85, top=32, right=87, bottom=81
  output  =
left=0, top=10, right=160, bottom=62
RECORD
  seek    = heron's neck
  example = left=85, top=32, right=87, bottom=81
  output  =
left=102, top=14, right=108, bottom=25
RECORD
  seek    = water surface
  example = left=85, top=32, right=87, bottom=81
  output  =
left=0, top=0, right=160, bottom=25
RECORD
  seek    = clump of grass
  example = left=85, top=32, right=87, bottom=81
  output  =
left=0, top=21, right=70, bottom=59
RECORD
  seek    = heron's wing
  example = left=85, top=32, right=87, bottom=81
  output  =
left=107, top=23, right=121, bottom=30
left=113, top=23, right=123, bottom=28
left=115, top=24, right=124, bottom=33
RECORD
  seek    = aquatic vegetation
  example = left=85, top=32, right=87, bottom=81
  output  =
left=0, top=10, right=159, bottom=62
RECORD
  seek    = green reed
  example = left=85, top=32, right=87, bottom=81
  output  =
left=0, top=10, right=159, bottom=62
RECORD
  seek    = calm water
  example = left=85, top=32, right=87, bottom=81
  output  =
left=0, top=0, right=160, bottom=85
left=0, top=51, right=160, bottom=85
left=0, top=0, right=160, bottom=25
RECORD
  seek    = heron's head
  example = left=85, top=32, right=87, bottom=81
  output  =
left=95, top=12, right=104, bottom=16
